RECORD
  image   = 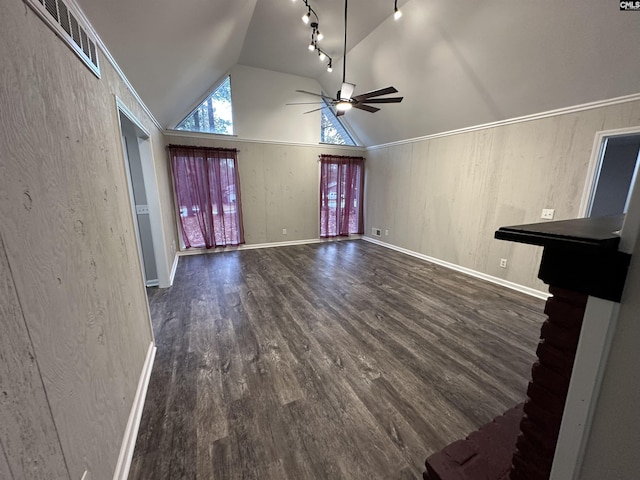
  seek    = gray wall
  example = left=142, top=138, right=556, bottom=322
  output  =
left=317, top=0, right=640, bottom=146
left=122, top=120, right=158, bottom=283
left=590, top=137, right=640, bottom=217
left=0, top=0, right=162, bottom=477
left=164, top=134, right=365, bottom=246
left=364, top=102, right=640, bottom=292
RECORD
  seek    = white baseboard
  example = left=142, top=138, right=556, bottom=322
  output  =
left=168, top=254, right=179, bottom=286
left=112, top=341, right=156, bottom=480
left=362, top=236, right=549, bottom=300
left=177, top=235, right=362, bottom=256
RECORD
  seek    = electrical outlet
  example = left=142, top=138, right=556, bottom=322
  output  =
left=541, top=208, right=555, bottom=220
left=282, top=228, right=287, bottom=235
left=385, top=229, right=389, bottom=236
left=500, top=258, right=508, bottom=268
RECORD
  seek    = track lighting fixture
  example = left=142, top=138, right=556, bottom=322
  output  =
left=393, top=0, right=402, bottom=20
left=293, top=1, right=333, bottom=73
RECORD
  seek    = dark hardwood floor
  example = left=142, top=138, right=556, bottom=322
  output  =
left=129, top=240, right=545, bottom=480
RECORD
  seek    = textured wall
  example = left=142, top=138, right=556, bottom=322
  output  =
left=364, top=100, right=640, bottom=292
left=0, top=0, right=160, bottom=477
left=164, top=134, right=365, bottom=246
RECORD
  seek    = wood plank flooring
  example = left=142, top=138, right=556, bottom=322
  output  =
left=129, top=240, right=545, bottom=480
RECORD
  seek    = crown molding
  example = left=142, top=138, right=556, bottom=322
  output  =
left=367, top=93, right=640, bottom=151
left=163, top=129, right=367, bottom=151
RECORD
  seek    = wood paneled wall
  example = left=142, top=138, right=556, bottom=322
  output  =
left=0, top=0, right=164, bottom=477
left=164, top=135, right=365, bottom=246
left=0, top=234, right=69, bottom=478
left=365, top=101, right=640, bottom=291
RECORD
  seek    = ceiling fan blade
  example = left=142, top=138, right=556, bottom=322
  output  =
left=304, top=107, right=329, bottom=114
left=352, top=103, right=380, bottom=113
left=340, top=82, right=356, bottom=100
left=295, top=90, right=335, bottom=100
left=360, top=97, right=403, bottom=104
left=286, top=102, right=328, bottom=105
left=352, top=86, right=398, bottom=101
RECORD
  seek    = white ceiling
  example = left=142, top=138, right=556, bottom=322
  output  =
left=76, top=0, right=640, bottom=146
left=77, top=0, right=408, bottom=128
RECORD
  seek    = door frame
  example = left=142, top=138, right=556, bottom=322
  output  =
left=551, top=125, right=640, bottom=479
left=578, top=126, right=640, bottom=217
left=116, top=96, right=171, bottom=288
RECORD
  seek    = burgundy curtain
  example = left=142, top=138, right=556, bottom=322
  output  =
left=320, top=154, right=364, bottom=238
left=169, top=145, right=244, bottom=249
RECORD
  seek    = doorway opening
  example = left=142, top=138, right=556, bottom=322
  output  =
left=116, top=98, right=170, bottom=288
left=583, top=129, right=640, bottom=218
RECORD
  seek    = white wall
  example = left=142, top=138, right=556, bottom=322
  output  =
left=230, top=65, right=330, bottom=144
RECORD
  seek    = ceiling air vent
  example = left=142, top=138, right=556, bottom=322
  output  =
left=25, top=0, right=100, bottom=77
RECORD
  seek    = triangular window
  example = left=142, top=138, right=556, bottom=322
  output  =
left=320, top=99, right=356, bottom=146
left=176, top=76, right=234, bottom=135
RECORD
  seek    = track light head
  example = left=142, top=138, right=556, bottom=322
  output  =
left=308, top=41, right=315, bottom=51
left=302, top=7, right=310, bottom=24
left=393, top=0, right=402, bottom=20
left=319, top=51, right=326, bottom=61
left=317, top=30, right=324, bottom=41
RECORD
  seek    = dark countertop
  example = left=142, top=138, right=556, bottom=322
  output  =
left=495, top=214, right=624, bottom=252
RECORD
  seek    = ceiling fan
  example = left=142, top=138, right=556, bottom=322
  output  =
left=288, top=0, right=403, bottom=116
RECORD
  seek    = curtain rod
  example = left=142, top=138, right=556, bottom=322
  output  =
left=318, top=154, right=365, bottom=160
left=168, top=144, right=238, bottom=153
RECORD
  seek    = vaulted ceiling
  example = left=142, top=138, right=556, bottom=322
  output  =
left=77, top=0, right=640, bottom=146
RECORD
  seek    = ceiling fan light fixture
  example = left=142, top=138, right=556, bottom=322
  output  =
left=336, top=101, right=352, bottom=112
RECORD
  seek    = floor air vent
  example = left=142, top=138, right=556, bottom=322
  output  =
left=26, top=0, right=100, bottom=77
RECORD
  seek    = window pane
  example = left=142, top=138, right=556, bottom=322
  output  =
left=176, top=76, right=234, bottom=135
left=320, top=100, right=356, bottom=146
